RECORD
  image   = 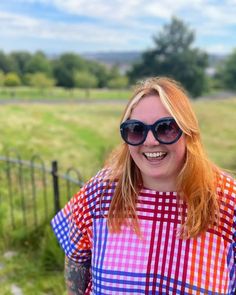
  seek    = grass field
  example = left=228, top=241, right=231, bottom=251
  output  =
left=0, top=98, right=235, bottom=175
left=0, top=102, right=124, bottom=180
left=0, top=97, right=236, bottom=294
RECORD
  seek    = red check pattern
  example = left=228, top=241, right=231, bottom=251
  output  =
left=51, top=169, right=236, bottom=294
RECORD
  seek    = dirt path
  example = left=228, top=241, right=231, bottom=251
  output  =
left=0, top=91, right=235, bottom=105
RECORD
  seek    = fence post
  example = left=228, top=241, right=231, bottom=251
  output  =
left=52, top=160, right=60, bottom=214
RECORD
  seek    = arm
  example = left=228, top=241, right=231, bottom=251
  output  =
left=65, top=256, right=91, bottom=295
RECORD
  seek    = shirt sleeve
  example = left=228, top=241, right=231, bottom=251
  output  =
left=51, top=184, right=92, bottom=264
left=234, top=208, right=236, bottom=264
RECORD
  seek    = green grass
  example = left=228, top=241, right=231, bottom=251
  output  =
left=0, top=97, right=236, bottom=294
left=0, top=98, right=235, bottom=175
left=0, top=101, right=125, bottom=294
left=194, top=98, right=236, bottom=171
left=0, top=225, right=66, bottom=295
left=0, top=102, right=124, bottom=179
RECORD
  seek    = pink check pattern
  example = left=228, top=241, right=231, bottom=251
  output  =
left=51, top=169, right=236, bottom=294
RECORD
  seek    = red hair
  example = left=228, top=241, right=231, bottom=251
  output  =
left=105, top=77, right=221, bottom=238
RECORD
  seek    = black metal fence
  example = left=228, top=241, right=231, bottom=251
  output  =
left=0, top=151, right=83, bottom=235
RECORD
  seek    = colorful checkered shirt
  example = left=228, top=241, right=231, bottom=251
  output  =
left=51, top=169, right=236, bottom=294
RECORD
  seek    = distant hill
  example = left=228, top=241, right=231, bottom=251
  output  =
left=82, top=51, right=142, bottom=65
left=208, top=53, right=226, bottom=67
left=81, top=51, right=227, bottom=75
left=81, top=51, right=142, bottom=74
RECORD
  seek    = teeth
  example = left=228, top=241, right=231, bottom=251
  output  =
left=144, top=152, right=166, bottom=158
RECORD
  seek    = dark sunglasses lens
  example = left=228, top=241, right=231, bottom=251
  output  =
left=155, top=120, right=180, bottom=143
left=123, top=122, right=145, bottom=144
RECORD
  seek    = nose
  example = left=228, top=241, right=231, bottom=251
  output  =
left=143, top=130, right=160, bottom=146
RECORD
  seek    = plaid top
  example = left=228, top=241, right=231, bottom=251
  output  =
left=51, top=169, right=236, bottom=294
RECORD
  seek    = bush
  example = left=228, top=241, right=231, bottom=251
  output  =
left=218, top=49, right=236, bottom=90
left=0, top=70, right=4, bottom=86
left=107, top=76, right=128, bottom=89
left=74, top=71, right=98, bottom=89
left=4, top=72, right=21, bottom=87
left=27, top=72, right=55, bottom=88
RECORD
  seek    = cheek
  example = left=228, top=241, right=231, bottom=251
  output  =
left=174, top=137, right=187, bottom=163
left=128, top=146, right=140, bottom=160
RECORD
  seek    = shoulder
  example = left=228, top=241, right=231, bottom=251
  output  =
left=73, top=168, right=116, bottom=205
left=87, top=167, right=112, bottom=185
left=217, top=172, right=236, bottom=208
left=218, top=172, right=236, bottom=195
left=85, top=167, right=114, bottom=192
left=215, top=173, right=236, bottom=245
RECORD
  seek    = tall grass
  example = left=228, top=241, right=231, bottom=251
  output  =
left=0, top=101, right=125, bottom=294
left=0, top=103, right=124, bottom=179
left=0, top=99, right=235, bottom=175
left=194, top=98, right=236, bottom=172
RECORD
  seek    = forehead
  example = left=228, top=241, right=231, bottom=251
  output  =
left=130, top=94, right=170, bottom=121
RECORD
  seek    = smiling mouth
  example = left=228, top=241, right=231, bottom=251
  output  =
left=143, top=152, right=167, bottom=160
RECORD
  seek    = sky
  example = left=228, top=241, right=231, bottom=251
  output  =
left=0, top=0, right=236, bottom=56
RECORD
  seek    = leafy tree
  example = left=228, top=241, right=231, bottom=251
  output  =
left=108, top=65, right=121, bottom=80
left=74, top=71, right=98, bottom=89
left=4, top=72, right=21, bottom=87
left=87, top=60, right=110, bottom=88
left=25, top=51, right=52, bottom=76
left=217, top=49, right=236, bottom=90
left=0, top=51, right=16, bottom=73
left=53, top=53, right=87, bottom=88
left=128, top=17, right=208, bottom=97
left=27, top=72, right=55, bottom=88
left=0, top=70, right=4, bottom=86
left=10, top=51, right=32, bottom=77
left=107, top=76, right=128, bottom=89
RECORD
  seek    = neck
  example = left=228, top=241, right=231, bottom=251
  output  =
left=142, top=176, right=177, bottom=192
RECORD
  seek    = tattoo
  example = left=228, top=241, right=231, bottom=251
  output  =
left=65, top=256, right=91, bottom=295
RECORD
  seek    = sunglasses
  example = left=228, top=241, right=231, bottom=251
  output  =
left=120, top=117, right=182, bottom=146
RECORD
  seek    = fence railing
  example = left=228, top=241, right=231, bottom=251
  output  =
left=0, top=151, right=83, bottom=234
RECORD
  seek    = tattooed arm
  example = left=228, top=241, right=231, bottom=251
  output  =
left=65, top=256, right=91, bottom=295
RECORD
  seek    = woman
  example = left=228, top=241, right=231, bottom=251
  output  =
left=51, top=77, right=236, bottom=294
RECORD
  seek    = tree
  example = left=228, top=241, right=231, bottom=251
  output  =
left=4, top=72, right=21, bottom=87
left=53, top=53, right=87, bottom=88
left=128, top=17, right=208, bottom=97
left=107, top=76, right=128, bottom=89
left=0, top=51, right=16, bottom=73
left=27, top=72, right=55, bottom=89
left=0, top=70, right=4, bottom=86
left=10, top=51, right=32, bottom=77
left=25, top=51, right=52, bottom=76
left=74, top=71, right=98, bottom=89
left=108, top=65, right=121, bottom=80
left=74, top=71, right=98, bottom=98
left=87, top=60, right=110, bottom=88
left=217, top=49, right=236, bottom=90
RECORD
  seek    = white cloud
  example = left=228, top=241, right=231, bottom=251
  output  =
left=7, top=0, right=236, bottom=20
left=0, top=10, right=147, bottom=51
left=144, top=0, right=191, bottom=18
left=0, top=0, right=236, bottom=53
left=7, top=0, right=236, bottom=27
left=0, top=11, right=40, bottom=36
left=14, top=0, right=142, bottom=21
left=201, top=4, right=236, bottom=25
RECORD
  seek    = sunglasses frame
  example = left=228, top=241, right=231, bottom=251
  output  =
left=120, top=117, right=183, bottom=146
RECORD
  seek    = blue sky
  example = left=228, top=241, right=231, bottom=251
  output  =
left=0, top=0, right=236, bottom=55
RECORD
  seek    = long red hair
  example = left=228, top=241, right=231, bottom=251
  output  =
left=105, top=77, right=221, bottom=238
